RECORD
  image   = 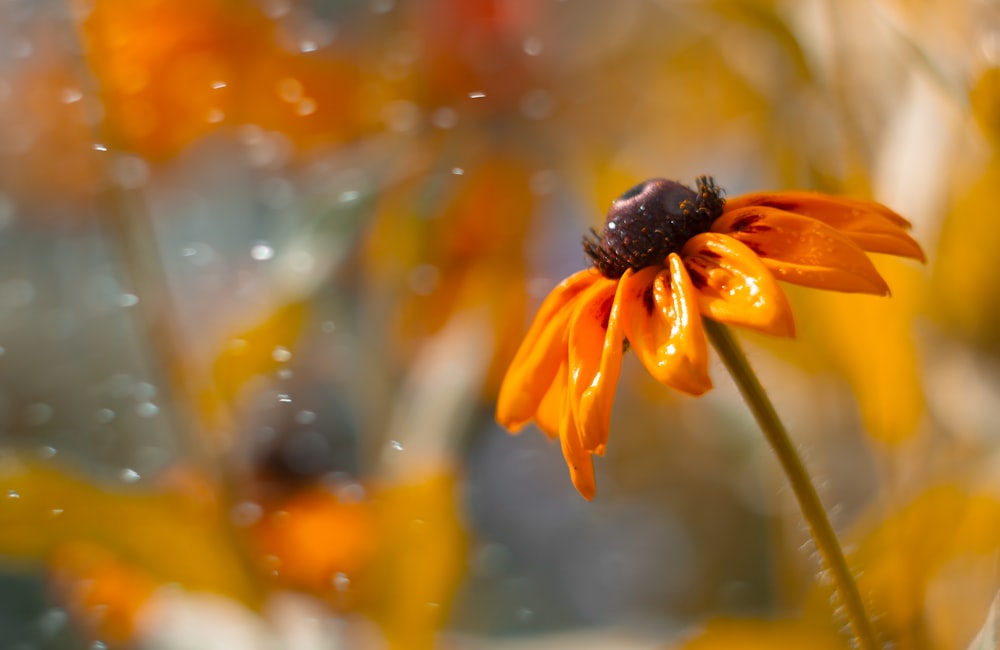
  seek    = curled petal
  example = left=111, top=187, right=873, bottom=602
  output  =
left=712, top=208, right=892, bottom=295
left=497, top=270, right=600, bottom=432
left=682, top=233, right=795, bottom=337
left=560, top=400, right=596, bottom=500
left=724, top=193, right=925, bottom=262
left=569, top=271, right=629, bottom=455
left=620, top=256, right=712, bottom=396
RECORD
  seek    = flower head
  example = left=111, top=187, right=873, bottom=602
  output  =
left=497, top=176, right=924, bottom=499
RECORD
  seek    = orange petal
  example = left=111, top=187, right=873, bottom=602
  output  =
left=569, top=272, right=628, bottom=455
left=682, top=233, right=795, bottom=337
left=560, top=401, right=596, bottom=500
left=724, top=192, right=925, bottom=262
left=620, top=256, right=712, bottom=396
left=496, top=269, right=599, bottom=432
left=533, top=359, right=567, bottom=440
left=712, top=208, right=892, bottom=295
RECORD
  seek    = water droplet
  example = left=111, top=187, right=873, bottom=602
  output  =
left=118, top=293, right=139, bottom=307
left=61, top=87, right=83, bottom=104
left=295, top=410, right=316, bottom=425
left=389, top=440, right=404, bottom=452
left=277, top=78, right=304, bottom=103
left=7, top=490, right=20, bottom=499
left=37, top=607, right=69, bottom=638
left=251, top=242, right=275, bottom=261
left=430, top=107, right=458, bottom=129
left=231, top=501, right=263, bottom=527
left=211, top=80, right=227, bottom=90
left=299, top=40, right=318, bottom=53
left=91, top=641, right=108, bottom=650
left=338, top=189, right=360, bottom=203
left=468, top=91, right=486, bottom=99
left=135, top=401, right=159, bottom=418
left=272, top=346, right=292, bottom=363
left=133, top=382, right=157, bottom=400
left=382, top=100, right=420, bottom=132
left=276, top=368, right=293, bottom=380
left=451, top=167, right=464, bottom=175
left=50, top=508, right=64, bottom=517
left=93, top=143, right=108, bottom=152
left=119, top=468, right=140, bottom=483
left=295, top=98, right=317, bottom=116
left=332, top=572, right=351, bottom=590
left=111, top=154, right=149, bottom=189
left=523, top=37, right=543, bottom=56
left=278, top=393, right=292, bottom=403
left=37, top=446, right=58, bottom=459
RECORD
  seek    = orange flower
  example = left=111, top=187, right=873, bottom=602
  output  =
left=497, top=177, right=924, bottom=499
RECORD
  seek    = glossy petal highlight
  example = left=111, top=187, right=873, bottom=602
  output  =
left=621, top=256, right=712, bottom=395
left=713, top=207, right=892, bottom=295
left=725, top=192, right=925, bottom=262
left=569, top=273, right=627, bottom=455
left=559, top=399, right=596, bottom=500
left=682, top=233, right=795, bottom=337
left=496, top=269, right=599, bottom=432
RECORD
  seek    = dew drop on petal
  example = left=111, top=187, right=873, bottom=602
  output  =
left=278, top=393, right=292, bottom=404
left=388, top=440, right=404, bottom=452
left=451, top=167, right=464, bottom=175
left=272, top=346, right=292, bottom=363
left=7, top=490, right=19, bottom=499
left=468, top=91, right=486, bottom=99
left=119, top=468, right=141, bottom=483
left=37, top=446, right=58, bottom=460
left=118, top=293, right=139, bottom=307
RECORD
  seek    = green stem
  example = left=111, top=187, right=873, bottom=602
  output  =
left=703, top=318, right=879, bottom=650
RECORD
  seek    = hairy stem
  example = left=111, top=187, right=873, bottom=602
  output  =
left=704, top=318, right=879, bottom=650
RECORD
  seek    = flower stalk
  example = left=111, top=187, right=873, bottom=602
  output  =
left=703, top=317, right=879, bottom=650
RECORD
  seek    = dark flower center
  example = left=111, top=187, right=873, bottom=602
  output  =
left=584, top=176, right=725, bottom=279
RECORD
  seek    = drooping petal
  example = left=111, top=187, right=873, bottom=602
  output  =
left=724, top=192, right=925, bottom=262
left=620, top=256, right=712, bottom=395
left=533, top=359, right=567, bottom=440
left=559, top=400, right=596, bottom=500
left=682, top=233, right=795, bottom=337
left=496, top=269, right=600, bottom=432
left=569, top=270, right=629, bottom=455
left=712, top=207, right=892, bottom=295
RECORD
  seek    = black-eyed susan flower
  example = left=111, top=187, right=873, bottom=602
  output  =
left=497, top=177, right=925, bottom=499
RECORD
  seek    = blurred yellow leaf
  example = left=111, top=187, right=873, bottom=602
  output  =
left=679, top=618, right=847, bottom=650
left=807, top=485, right=1000, bottom=649
left=0, top=459, right=258, bottom=603
left=367, top=468, right=468, bottom=650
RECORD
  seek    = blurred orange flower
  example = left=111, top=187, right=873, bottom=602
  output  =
left=497, top=177, right=924, bottom=499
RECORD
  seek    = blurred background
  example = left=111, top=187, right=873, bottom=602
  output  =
left=1, top=0, right=999, bottom=648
